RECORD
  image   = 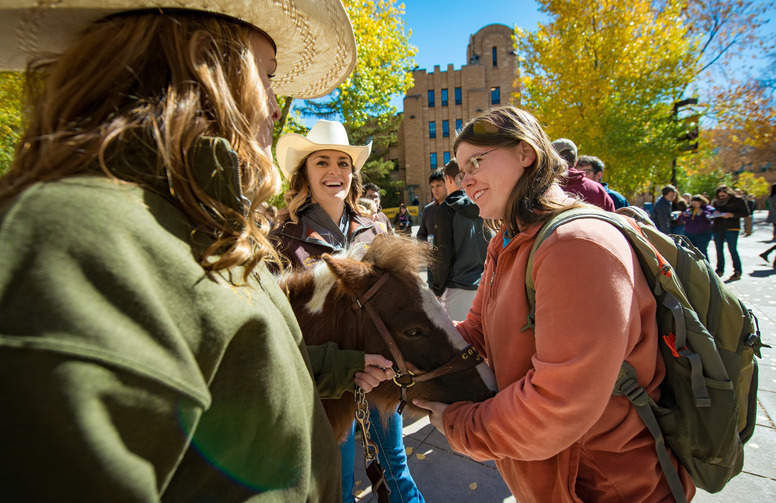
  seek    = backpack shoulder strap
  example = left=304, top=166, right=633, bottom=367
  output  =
left=614, top=363, right=688, bottom=503
left=522, top=208, right=622, bottom=332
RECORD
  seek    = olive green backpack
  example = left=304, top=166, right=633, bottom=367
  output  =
left=523, top=207, right=768, bottom=503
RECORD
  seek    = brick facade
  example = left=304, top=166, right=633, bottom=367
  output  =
left=390, top=24, right=519, bottom=206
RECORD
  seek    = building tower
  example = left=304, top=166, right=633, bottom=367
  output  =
left=390, top=24, right=519, bottom=206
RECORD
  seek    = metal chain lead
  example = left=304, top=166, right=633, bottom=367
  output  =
left=354, top=386, right=379, bottom=462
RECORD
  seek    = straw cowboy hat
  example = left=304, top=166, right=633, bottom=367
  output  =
left=276, top=120, right=372, bottom=180
left=0, top=0, right=356, bottom=99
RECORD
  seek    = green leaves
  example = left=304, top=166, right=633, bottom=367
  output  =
left=273, top=1, right=417, bottom=206
left=517, top=0, right=698, bottom=197
left=518, top=0, right=774, bottom=197
left=0, top=72, right=24, bottom=176
left=297, top=0, right=417, bottom=130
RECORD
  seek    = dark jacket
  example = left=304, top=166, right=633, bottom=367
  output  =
left=562, top=168, right=615, bottom=211
left=417, top=199, right=442, bottom=242
left=272, top=205, right=384, bottom=269
left=651, top=196, right=673, bottom=234
left=712, top=195, right=750, bottom=234
left=432, top=190, right=492, bottom=296
left=0, top=135, right=358, bottom=501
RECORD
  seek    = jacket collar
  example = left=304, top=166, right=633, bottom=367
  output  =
left=105, top=129, right=245, bottom=215
left=276, top=206, right=376, bottom=250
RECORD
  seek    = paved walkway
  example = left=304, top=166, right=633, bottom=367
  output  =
left=353, top=212, right=776, bottom=502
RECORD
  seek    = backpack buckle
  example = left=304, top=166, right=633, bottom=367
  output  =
left=618, top=376, right=649, bottom=407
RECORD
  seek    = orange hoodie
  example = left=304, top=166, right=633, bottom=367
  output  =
left=444, top=217, right=695, bottom=502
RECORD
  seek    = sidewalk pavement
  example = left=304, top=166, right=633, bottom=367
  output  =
left=354, top=212, right=776, bottom=502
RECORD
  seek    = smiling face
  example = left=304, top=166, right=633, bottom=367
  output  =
left=249, top=31, right=281, bottom=161
left=305, top=149, right=354, bottom=208
left=455, top=141, right=536, bottom=220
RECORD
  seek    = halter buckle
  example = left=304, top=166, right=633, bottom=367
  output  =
left=392, top=368, right=416, bottom=388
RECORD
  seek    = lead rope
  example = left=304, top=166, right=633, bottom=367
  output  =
left=354, top=386, right=390, bottom=503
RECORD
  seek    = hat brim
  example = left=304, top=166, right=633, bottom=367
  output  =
left=0, top=1, right=356, bottom=99
left=276, top=133, right=372, bottom=180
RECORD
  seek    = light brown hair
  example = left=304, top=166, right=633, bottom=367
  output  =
left=453, top=105, right=579, bottom=234
left=285, top=152, right=369, bottom=223
left=0, top=12, right=281, bottom=279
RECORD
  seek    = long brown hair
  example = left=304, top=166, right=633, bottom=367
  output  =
left=1, top=11, right=281, bottom=279
left=454, top=105, right=578, bottom=234
left=285, top=152, right=369, bottom=223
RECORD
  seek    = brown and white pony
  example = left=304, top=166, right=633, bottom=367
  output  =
left=279, top=233, right=497, bottom=441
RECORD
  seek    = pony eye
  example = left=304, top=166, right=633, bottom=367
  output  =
left=403, top=328, right=424, bottom=340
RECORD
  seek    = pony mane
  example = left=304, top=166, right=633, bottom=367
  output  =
left=361, top=234, right=431, bottom=288
left=277, top=234, right=431, bottom=315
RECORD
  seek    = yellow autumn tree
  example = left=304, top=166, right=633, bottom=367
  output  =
left=291, top=0, right=416, bottom=128
left=272, top=0, right=416, bottom=206
left=0, top=72, right=24, bottom=176
left=516, top=0, right=699, bottom=197
left=735, top=171, right=770, bottom=198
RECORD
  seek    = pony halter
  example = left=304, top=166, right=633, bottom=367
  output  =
left=351, top=271, right=485, bottom=413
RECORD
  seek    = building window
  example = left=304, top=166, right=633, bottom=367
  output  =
left=429, top=121, right=436, bottom=138
left=428, top=90, right=435, bottom=107
left=492, top=46, right=498, bottom=67
left=455, top=118, right=462, bottom=132
left=441, top=88, right=448, bottom=107
left=491, top=86, right=500, bottom=105
left=443, top=151, right=450, bottom=165
left=455, top=87, right=462, bottom=105
left=442, top=120, right=449, bottom=138
left=430, top=152, right=437, bottom=169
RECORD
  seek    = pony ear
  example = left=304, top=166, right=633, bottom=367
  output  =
left=321, top=254, right=373, bottom=293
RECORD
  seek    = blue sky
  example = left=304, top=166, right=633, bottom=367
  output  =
left=401, top=0, right=547, bottom=72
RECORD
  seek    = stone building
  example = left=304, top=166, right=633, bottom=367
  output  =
left=388, top=24, right=519, bottom=206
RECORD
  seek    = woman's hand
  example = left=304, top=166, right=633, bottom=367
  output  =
left=355, top=354, right=394, bottom=392
left=412, top=398, right=450, bottom=436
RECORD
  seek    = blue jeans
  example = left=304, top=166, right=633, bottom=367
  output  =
left=713, top=230, right=742, bottom=274
left=686, top=231, right=712, bottom=261
left=340, top=407, right=424, bottom=503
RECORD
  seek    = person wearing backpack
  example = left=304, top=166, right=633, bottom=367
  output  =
left=413, top=105, right=695, bottom=502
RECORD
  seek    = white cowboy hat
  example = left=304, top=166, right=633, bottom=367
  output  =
left=276, top=120, right=372, bottom=179
left=0, top=0, right=356, bottom=99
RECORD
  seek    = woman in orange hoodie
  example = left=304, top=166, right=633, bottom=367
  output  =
left=414, top=106, right=695, bottom=502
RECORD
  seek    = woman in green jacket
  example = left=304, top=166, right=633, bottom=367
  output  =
left=0, top=1, right=393, bottom=500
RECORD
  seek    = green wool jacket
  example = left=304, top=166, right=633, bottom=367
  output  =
left=0, top=137, right=363, bottom=501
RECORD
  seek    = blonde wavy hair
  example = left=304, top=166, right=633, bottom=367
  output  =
left=0, top=11, right=281, bottom=279
left=284, top=153, right=370, bottom=223
left=454, top=105, right=580, bottom=235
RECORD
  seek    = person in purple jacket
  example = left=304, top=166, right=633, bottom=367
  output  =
left=683, top=194, right=715, bottom=260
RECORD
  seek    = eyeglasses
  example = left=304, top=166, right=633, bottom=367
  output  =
left=455, top=147, right=500, bottom=186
